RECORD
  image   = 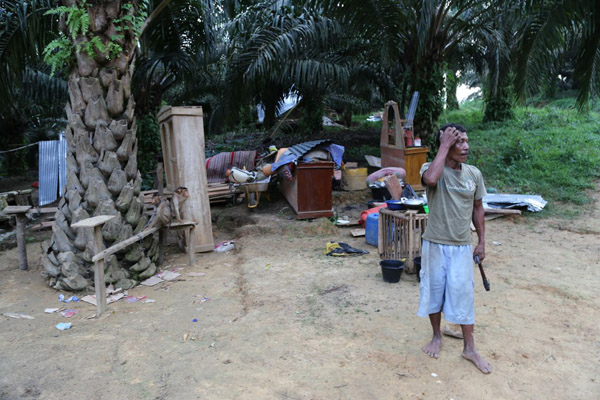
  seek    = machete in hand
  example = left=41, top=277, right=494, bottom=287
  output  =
left=474, top=254, right=490, bottom=291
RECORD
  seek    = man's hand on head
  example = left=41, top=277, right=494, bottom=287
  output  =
left=440, top=126, right=460, bottom=148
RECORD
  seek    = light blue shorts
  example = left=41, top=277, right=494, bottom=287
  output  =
left=417, top=240, right=475, bottom=325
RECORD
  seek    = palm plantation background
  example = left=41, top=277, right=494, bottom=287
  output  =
left=1, top=0, right=599, bottom=289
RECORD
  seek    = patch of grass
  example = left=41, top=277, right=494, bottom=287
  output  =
left=440, top=103, right=600, bottom=215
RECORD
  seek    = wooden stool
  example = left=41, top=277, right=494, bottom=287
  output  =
left=160, top=220, right=197, bottom=266
left=3, top=205, right=32, bottom=270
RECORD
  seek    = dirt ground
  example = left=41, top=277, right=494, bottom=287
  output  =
left=1, top=187, right=599, bottom=400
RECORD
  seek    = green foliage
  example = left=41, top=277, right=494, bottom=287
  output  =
left=413, top=61, right=445, bottom=140
left=42, top=37, right=73, bottom=76
left=43, top=1, right=89, bottom=75
left=344, top=144, right=380, bottom=162
left=483, top=74, right=514, bottom=122
left=115, top=2, right=148, bottom=38
left=136, top=113, right=161, bottom=175
left=45, top=3, right=90, bottom=39
left=445, top=69, right=459, bottom=111
left=440, top=102, right=600, bottom=213
left=43, top=0, right=147, bottom=75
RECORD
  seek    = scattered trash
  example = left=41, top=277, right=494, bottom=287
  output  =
left=351, top=228, right=366, bottom=237
left=60, top=309, right=79, bottom=318
left=322, top=116, right=344, bottom=127
left=44, top=308, right=60, bottom=314
left=366, top=115, right=382, bottom=122
left=335, top=219, right=351, bottom=226
left=144, top=299, right=156, bottom=303
left=265, top=264, right=271, bottom=270
left=192, top=318, right=198, bottom=322
left=140, top=276, right=164, bottom=287
left=183, top=332, right=189, bottom=342
left=431, top=373, right=438, bottom=377
left=157, top=270, right=181, bottom=281
left=106, top=284, right=122, bottom=294
left=58, top=294, right=79, bottom=303
left=55, top=322, right=72, bottom=330
left=81, top=293, right=125, bottom=306
left=492, top=241, right=501, bottom=246
left=324, top=242, right=369, bottom=256
left=187, top=272, right=206, bottom=277
left=125, top=296, right=147, bottom=304
left=200, top=297, right=211, bottom=303
left=215, top=241, right=235, bottom=253
left=3, top=312, right=35, bottom=319
left=364, top=155, right=382, bottom=168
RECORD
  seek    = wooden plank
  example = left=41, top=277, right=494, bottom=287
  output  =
left=3, top=205, right=32, bottom=214
left=383, top=175, right=403, bottom=200
left=169, top=220, right=197, bottom=228
left=72, top=215, right=116, bottom=228
left=92, top=227, right=159, bottom=262
left=31, top=221, right=55, bottom=230
left=26, top=207, right=58, bottom=216
left=484, top=207, right=522, bottom=215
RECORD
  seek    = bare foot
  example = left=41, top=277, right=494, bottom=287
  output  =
left=442, top=324, right=463, bottom=339
left=462, top=349, right=492, bottom=374
left=422, top=335, right=442, bottom=358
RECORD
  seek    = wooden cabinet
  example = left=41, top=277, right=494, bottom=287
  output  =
left=280, top=162, right=334, bottom=219
left=404, top=146, right=429, bottom=190
left=157, top=106, right=214, bottom=252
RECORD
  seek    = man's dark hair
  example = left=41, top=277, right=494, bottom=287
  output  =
left=435, top=123, right=467, bottom=148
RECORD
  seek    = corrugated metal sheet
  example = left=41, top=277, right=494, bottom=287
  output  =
left=58, top=134, right=67, bottom=196
left=38, top=140, right=59, bottom=206
left=286, top=139, right=330, bottom=157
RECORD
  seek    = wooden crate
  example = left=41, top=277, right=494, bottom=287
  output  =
left=378, top=208, right=428, bottom=273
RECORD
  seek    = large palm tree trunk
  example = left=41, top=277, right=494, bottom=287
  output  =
left=41, top=0, right=158, bottom=291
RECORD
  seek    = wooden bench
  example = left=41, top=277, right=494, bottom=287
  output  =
left=72, top=216, right=197, bottom=317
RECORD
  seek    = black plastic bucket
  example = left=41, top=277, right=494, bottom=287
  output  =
left=413, top=257, right=422, bottom=282
left=380, top=260, right=404, bottom=283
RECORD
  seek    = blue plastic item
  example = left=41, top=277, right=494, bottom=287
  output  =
left=365, top=212, right=379, bottom=246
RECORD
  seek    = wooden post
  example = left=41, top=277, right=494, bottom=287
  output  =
left=188, top=225, right=195, bottom=266
left=157, top=106, right=214, bottom=253
left=93, top=226, right=107, bottom=316
left=3, top=206, right=32, bottom=270
left=156, top=162, right=164, bottom=196
left=156, top=162, right=166, bottom=265
left=72, top=215, right=116, bottom=317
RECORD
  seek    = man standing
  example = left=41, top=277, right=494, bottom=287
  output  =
left=417, top=123, right=492, bottom=374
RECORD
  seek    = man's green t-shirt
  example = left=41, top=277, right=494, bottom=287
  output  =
left=420, top=162, right=486, bottom=245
